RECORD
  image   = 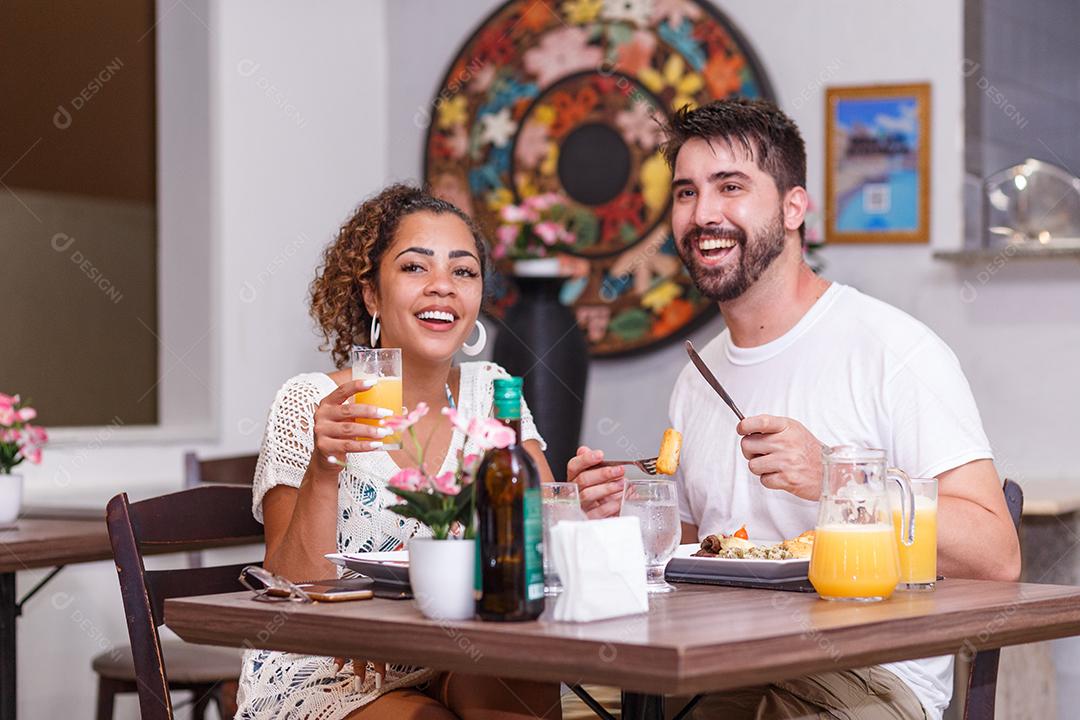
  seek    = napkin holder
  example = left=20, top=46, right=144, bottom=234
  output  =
left=550, top=516, right=649, bottom=622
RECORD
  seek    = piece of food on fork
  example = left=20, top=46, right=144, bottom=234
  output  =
left=655, top=427, right=682, bottom=475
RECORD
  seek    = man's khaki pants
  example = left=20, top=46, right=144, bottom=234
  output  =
left=674, top=666, right=928, bottom=720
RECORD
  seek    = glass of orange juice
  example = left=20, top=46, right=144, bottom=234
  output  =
left=351, top=346, right=403, bottom=450
left=892, top=478, right=937, bottom=591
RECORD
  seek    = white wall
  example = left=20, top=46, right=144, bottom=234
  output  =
left=386, top=0, right=1080, bottom=482
left=15, top=1, right=389, bottom=716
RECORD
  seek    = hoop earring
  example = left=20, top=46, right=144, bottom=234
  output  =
left=461, top=320, right=487, bottom=356
left=369, top=312, right=380, bottom=348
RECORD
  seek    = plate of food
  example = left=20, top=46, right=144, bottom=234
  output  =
left=665, top=527, right=815, bottom=583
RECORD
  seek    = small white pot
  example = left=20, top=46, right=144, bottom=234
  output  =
left=512, top=258, right=565, bottom=277
left=0, top=473, right=23, bottom=525
left=408, top=538, right=476, bottom=621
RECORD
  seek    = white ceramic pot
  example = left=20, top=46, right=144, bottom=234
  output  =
left=407, top=538, right=476, bottom=621
left=511, top=258, right=565, bottom=278
left=0, top=473, right=23, bottom=525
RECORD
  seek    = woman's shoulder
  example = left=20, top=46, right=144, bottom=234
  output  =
left=269, top=372, right=338, bottom=409
left=461, top=360, right=511, bottom=381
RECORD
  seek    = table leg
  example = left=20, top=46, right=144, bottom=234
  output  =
left=1, top=572, right=16, bottom=720
left=621, top=691, right=664, bottom=720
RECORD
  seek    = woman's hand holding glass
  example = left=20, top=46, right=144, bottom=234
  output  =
left=313, top=378, right=395, bottom=473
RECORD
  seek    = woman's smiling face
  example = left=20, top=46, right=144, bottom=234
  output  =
left=364, top=211, right=484, bottom=363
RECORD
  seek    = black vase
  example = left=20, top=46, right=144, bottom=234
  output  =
left=491, top=272, right=589, bottom=479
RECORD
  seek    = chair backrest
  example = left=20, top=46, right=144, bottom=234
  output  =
left=183, top=451, right=259, bottom=488
left=106, top=486, right=264, bottom=720
left=963, top=478, right=1024, bottom=720
left=183, top=452, right=259, bottom=568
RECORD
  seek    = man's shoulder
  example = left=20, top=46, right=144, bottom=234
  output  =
left=831, top=285, right=940, bottom=347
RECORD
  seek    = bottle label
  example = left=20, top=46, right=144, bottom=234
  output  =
left=523, top=487, right=544, bottom=600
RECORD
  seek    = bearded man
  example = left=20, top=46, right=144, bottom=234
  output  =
left=569, top=99, right=1019, bottom=720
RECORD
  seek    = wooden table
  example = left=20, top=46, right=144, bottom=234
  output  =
left=166, top=579, right=1080, bottom=719
left=0, top=509, right=258, bottom=720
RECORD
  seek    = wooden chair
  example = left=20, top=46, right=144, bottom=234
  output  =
left=183, top=451, right=259, bottom=568
left=183, top=451, right=259, bottom=488
left=103, top=486, right=264, bottom=720
left=961, top=478, right=1024, bottom=720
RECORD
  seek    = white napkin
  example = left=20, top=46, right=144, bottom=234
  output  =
left=550, top=516, right=649, bottom=622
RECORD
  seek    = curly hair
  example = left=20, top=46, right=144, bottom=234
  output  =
left=310, top=184, right=489, bottom=368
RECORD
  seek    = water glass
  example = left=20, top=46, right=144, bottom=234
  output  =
left=351, top=346, right=403, bottom=450
left=541, top=482, right=586, bottom=595
left=620, top=479, right=680, bottom=594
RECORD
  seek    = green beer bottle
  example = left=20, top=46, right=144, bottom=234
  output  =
left=475, top=377, right=544, bottom=621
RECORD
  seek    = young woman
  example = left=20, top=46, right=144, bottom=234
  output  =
left=236, top=185, right=560, bottom=720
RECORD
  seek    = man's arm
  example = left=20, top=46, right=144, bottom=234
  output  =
left=936, top=458, right=1020, bottom=581
left=681, top=522, right=699, bottom=544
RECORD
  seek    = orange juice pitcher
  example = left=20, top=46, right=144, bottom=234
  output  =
left=809, top=446, right=914, bottom=602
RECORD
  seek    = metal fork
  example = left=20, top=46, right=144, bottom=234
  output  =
left=595, top=457, right=659, bottom=475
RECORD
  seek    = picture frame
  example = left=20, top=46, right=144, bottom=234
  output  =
left=824, top=83, right=931, bottom=244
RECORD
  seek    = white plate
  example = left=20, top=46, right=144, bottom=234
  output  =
left=326, top=550, right=409, bottom=567
left=666, top=542, right=809, bottom=581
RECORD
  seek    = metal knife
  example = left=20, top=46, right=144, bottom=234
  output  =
left=685, top=340, right=745, bottom=421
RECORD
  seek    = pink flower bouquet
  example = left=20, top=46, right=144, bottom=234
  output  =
left=0, top=393, right=48, bottom=474
left=493, top=193, right=580, bottom=260
left=385, top=402, right=514, bottom=539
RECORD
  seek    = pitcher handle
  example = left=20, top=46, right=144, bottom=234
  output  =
left=888, top=467, right=915, bottom=546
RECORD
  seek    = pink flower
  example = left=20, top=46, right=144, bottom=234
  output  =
left=383, top=402, right=429, bottom=432
left=523, top=27, right=603, bottom=86
left=17, top=407, right=36, bottom=422
left=616, top=102, right=663, bottom=150
left=24, top=425, right=47, bottom=444
left=0, top=406, right=13, bottom=427
left=431, top=471, right=461, bottom=496
left=18, top=445, right=42, bottom=465
left=441, top=406, right=472, bottom=436
left=388, top=467, right=426, bottom=492
left=499, top=204, right=539, bottom=224
left=523, top=193, right=561, bottom=211
left=496, top=224, right=520, bottom=248
left=472, top=417, right=516, bottom=450
left=0, top=393, right=15, bottom=410
left=0, top=429, right=18, bottom=443
left=514, top=120, right=551, bottom=170
left=534, top=221, right=562, bottom=246
left=491, top=242, right=507, bottom=260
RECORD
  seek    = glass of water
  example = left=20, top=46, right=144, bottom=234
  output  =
left=620, top=479, right=680, bottom=593
left=541, top=482, right=586, bottom=595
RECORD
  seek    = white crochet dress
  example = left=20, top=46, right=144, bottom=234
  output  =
left=235, top=361, right=545, bottom=720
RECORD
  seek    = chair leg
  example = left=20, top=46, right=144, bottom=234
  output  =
left=95, top=677, right=127, bottom=720
left=191, top=684, right=214, bottom=720
left=215, top=680, right=239, bottom=719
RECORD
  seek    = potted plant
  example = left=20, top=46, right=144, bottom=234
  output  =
left=384, top=403, right=513, bottom=620
left=491, top=193, right=592, bottom=472
left=493, top=193, right=584, bottom=277
left=0, top=393, right=48, bottom=525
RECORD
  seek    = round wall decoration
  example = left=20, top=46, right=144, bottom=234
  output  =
left=423, top=0, right=774, bottom=357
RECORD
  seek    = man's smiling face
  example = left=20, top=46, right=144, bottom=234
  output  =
left=670, top=137, right=788, bottom=302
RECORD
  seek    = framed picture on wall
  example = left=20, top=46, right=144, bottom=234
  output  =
left=825, top=83, right=930, bottom=243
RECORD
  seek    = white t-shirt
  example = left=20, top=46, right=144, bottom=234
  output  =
left=670, top=282, right=992, bottom=720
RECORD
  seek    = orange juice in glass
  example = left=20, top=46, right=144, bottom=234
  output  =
left=351, top=347, right=403, bottom=450
left=892, top=478, right=938, bottom=590
left=809, top=523, right=901, bottom=600
left=810, top=446, right=914, bottom=602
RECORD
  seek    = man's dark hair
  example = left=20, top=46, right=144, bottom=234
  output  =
left=662, top=99, right=807, bottom=238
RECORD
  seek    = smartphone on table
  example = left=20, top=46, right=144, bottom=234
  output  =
left=267, top=577, right=374, bottom=602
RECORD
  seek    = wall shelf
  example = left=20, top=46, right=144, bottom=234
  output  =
left=933, top=245, right=1080, bottom=263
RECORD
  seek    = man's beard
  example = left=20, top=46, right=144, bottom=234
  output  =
left=676, top=211, right=786, bottom=302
